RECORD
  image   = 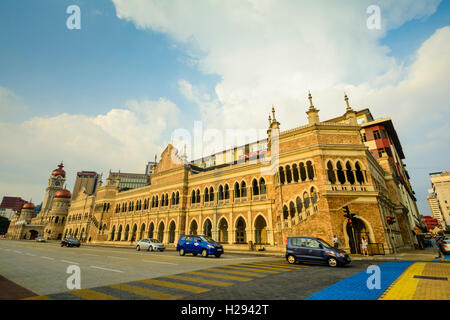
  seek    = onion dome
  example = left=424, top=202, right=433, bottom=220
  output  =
left=22, top=202, right=35, bottom=210
left=52, top=162, right=66, bottom=178
left=55, top=189, right=71, bottom=199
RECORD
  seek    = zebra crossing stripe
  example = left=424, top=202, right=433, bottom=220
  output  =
left=70, top=289, right=119, bottom=300
left=140, top=279, right=210, bottom=294
left=186, top=271, right=253, bottom=282
left=164, top=274, right=233, bottom=287
left=205, top=267, right=267, bottom=278
left=109, top=283, right=181, bottom=300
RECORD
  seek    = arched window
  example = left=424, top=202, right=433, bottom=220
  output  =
left=151, top=197, right=155, bottom=208
left=196, top=189, right=200, bottom=203
left=293, top=164, right=299, bottom=182
left=218, top=185, right=224, bottom=200
left=224, top=185, right=230, bottom=200
left=286, top=165, right=292, bottom=183
left=171, top=193, right=175, bottom=205
left=252, top=179, right=259, bottom=196
left=209, top=187, right=214, bottom=201
left=259, top=178, right=266, bottom=194
left=234, top=182, right=240, bottom=198
left=303, top=192, right=310, bottom=209
left=203, top=219, right=212, bottom=237
left=190, top=220, right=198, bottom=235
left=241, top=181, right=247, bottom=197
left=311, top=187, right=318, bottom=204
left=346, top=161, right=355, bottom=185
left=299, top=163, right=307, bottom=181
left=235, top=218, right=246, bottom=243
left=306, top=161, right=315, bottom=180
left=296, top=196, right=303, bottom=213
left=289, top=202, right=296, bottom=218
left=176, top=191, right=180, bottom=204
left=336, top=162, right=346, bottom=184
left=169, top=221, right=176, bottom=244
left=165, top=193, right=169, bottom=206
left=327, top=161, right=336, bottom=184
left=191, top=190, right=196, bottom=204
left=155, top=195, right=158, bottom=207
left=279, top=167, right=285, bottom=185
left=283, top=205, right=289, bottom=220
left=204, top=188, right=209, bottom=202
left=355, top=162, right=365, bottom=184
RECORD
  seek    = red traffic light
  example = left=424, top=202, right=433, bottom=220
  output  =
left=348, top=219, right=352, bottom=224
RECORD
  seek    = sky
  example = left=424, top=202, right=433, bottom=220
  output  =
left=0, top=0, right=449, bottom=216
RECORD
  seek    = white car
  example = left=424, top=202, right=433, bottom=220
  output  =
left=136, top=238, right=165, bottom=252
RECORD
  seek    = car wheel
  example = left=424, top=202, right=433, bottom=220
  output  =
left=328, top=257, right=338, bottom=267
left=201, top=249, right=208, bottom=258
left=215, top=253, right=221, bottom=258
left=136, top=245, right=141, bottom=251
left=193, top=253, right=198, bottom=256
left=61, top=243, right=65, bottom=247
left=287, top=255, right=296, bottom=264
left=179, top=247, right=185, bottom=256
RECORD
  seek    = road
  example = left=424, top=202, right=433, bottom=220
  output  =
left=0, top=239, right=276, bottom=297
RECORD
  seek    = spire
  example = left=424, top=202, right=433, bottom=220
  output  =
left=308, top=91, right=315, bottom=110
left=272, top=105, right=276, bottom=122
left=306, top=91, right=320, bottom=125
left=268, top=114, right=272, bottom=126
left=344, top=92, right=352, bottom=111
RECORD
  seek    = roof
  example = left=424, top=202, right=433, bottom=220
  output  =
left=0, top=197, right=27, bottom=211
left=77, top=171, right=98, bottom=177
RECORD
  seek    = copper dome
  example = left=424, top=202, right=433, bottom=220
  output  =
left=55, top=189, right=71, bottom=199
left=22, top=202, right=35, bottom=210
left=52, top=162, right=66, bottom=178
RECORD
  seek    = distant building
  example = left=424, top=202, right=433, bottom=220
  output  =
left=423, top=216, right=440, bottom=231
left=146, top=161, right=157, bottom=175
left=427, top=193, right=444, bottom=226
left=108, top=171, right=150, bottom=192
left=72, top=171, right=100, bottom=200
left=428, top=171, right=450, bottom=228
left=0, top=196, right=27, bottom=220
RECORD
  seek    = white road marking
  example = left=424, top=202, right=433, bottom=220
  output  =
left=81, top=253, right=99, bottom=256
left=90, top=266, right=123, bottom=273
left=13, top=250, right=23, bottom=254
left=40, top=256, right=55, bottom=260
left=142, top=260, right=178, bottom=265
left=61, top=260, right=79, bottom=264
left=25, top=253, right=37, bottom=257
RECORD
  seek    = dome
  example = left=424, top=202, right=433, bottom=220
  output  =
left=22, top=202, right=35, bottom=210
left=52, top=162, right=66, bottom=178
left=55, top=189, right=71, bottom=199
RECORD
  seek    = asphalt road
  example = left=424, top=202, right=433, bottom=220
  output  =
left=0, top=239, right=276, bottom=297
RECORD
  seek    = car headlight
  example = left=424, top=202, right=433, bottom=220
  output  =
left=339, top=253, right=345, bottom=257
left=207, top=245, right=214, bottom=248
left=325, top=250, right=336, bottom=256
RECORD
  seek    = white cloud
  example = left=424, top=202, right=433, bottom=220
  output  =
left=112, top=0, right=447, bottom=214
left=0, top=97, right=180, bottom=202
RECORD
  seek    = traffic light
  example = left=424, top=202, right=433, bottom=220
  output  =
left=343, top=206, right=350, bottom=215
left=343, top=206, right=356, bottom=225
left=386, top=216, right=396, bottom=225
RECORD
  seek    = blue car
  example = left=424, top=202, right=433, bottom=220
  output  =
left=286, top=236, right=351, bottom=267
left=177, top=235, right=224, bottom=258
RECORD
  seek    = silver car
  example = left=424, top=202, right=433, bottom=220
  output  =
left=136, top=238, right=165, bottom=252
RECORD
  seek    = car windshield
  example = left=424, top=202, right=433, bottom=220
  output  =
left=150, top=239, right=161, bottom=243
left=444, top=240, right=450, bottom=244
left=201, top=236, right=217, bottom=243
left=318, top=239, right=332, bottom=249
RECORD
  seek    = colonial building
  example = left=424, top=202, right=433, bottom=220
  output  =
left=6, top=163, right=71, bottom=240
left=60, top=94, right=418, bottom=255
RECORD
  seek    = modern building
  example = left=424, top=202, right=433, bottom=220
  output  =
left=72, top=171, right=100, bottom=200
left=428, top=171, right=450, bottom=228
left=427, top=193, right=444, bottom=226
left=107, top=171, right=150, bottom=192
left=60, top=94, right=420, bottom=255
left=423, top=216, right=440, bottom=231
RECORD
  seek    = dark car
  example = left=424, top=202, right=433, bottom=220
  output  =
left=438, top=239, right=450, bottom=255
left=286, top=236, right=351, bottom=267
left=176, top=235, right=223, bottom=258
left=61, top=237, right=80, bottom=247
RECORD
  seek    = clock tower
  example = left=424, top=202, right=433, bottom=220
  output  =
left=41, top=162, right=66, bottom=216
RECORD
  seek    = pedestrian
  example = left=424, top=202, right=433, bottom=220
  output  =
left=361, top=237, right=369, bottom=257
left=332, top=235, right=339, bottom=249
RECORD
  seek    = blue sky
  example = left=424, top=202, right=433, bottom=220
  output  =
left=0, top=0, right=449, bottom=216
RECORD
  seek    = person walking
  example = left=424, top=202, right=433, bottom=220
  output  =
left=361, top=237, right=369, bottom=257
left=332, top=235, right=339, bottom=249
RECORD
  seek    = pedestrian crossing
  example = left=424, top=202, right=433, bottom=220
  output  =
left=23, top=261, right=308, bottom=300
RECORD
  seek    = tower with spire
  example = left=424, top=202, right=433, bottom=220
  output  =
left=306, top=91, right=320, bottom=125
left=344, top=93, right=357, bottom=125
